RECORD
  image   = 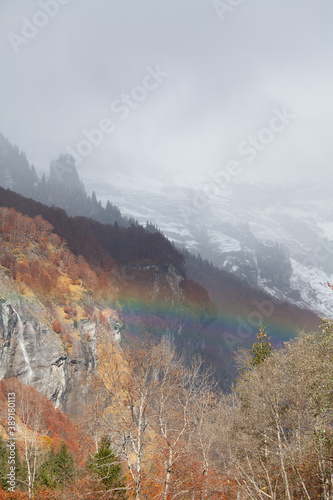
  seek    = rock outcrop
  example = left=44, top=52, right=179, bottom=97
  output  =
left=0, top=287, right=119, bottom=418
left=0, top=257, right=214, bottom=419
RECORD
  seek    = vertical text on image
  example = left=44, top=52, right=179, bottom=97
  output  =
left=7, top=392, right=16, bottom=492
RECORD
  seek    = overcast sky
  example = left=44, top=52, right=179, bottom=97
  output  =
left=0, top=0, right=332, bottom=188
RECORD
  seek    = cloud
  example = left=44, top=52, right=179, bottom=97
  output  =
left=0, top=0, right=332, bottom=187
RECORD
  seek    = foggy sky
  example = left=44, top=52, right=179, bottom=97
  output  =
left=1, top=0, right=332, bottom=188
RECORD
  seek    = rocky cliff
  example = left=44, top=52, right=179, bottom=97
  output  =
left=0, top=271, right=117, bottom=417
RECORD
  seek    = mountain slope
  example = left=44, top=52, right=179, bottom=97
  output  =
left=0, top=188, right=321, bottom=391
left=0, top=132, right=129, bottom=226
left=89, top=175, right=333, bottom=319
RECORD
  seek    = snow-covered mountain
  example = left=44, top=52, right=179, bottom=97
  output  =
left=89, top=174, right=333, bottom=319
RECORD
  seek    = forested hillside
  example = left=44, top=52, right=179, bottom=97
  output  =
left=0, top=133, right=130, bottom=227
left=0, top=187, right=183, bottom=270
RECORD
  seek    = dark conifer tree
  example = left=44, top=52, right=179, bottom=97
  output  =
left=15, top=444, right=27, bottom=491
left=88, top=436, right=127, bottom=498
left=249, top=324, right=273, bottom=366
left=53, top=441, right=75, bottom=486
left=39, top=442, right=75, bottom=489
left=0, top=436, right=8, bottom=489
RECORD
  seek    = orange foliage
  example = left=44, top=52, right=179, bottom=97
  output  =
left=0, top=487, right=64, bottom=500
left=0, top=488, right=29, bottom=500
left=0, top=481, right=110, bottom=500
left=63, top=306, right=76, bottom=319
left=0, top=207, right=104, bottom=304
left=0, top=378, right=92, bottom=465
left=52, top=320, right=62, bottom=333
left=98, top=311, right=109, bottom=329
left=123, top=448, right=238, bottom=500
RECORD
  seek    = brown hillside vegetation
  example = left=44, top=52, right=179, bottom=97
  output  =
left=0, top=188, right=216, bottom=328
left=0, top=378, right=91, bottom=465
left=0, top=206, right=113, bottom=303
left=0, top=187, right=182, bottom=270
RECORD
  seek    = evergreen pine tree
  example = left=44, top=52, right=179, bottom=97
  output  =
left=249, top=324, right=273, bottom=366
left=88, top=436, right=127, bottom=498
left=15, top=444, right=27, bottom=491
left=39, top=442, right=75, bottom=489
left=0, top=436, right=8, bottom=489
left=53, top=441, right=75, bottom=486
left=91, top=191, right=98, bottom=208
left=39, top=447, right=57, bottom=488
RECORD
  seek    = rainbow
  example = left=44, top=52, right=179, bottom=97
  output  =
left=118, top=294, right=320, bottom=354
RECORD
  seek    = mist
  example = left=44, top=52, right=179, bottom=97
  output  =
left=0, top=0, right=332, bottom=190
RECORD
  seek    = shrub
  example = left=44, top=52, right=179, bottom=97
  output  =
left=52, top=320, right=62, bottom=333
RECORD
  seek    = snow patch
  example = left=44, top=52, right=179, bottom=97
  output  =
left=207, top=230, right=241, bottom=253
left=290, top=259, right=333, bottom=318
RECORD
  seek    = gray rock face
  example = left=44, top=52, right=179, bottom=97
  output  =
left=256, top=241, right=292, bottom=291
left=166, top=265, right=184, bottom=302
left=0, top=299, right=101, bottom=417
left=49, top=154, right=81, bottom=190
left=0, top=262, right=207, bottom=418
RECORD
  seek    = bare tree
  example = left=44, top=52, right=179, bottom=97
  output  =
left=219, top=322, right=333, bottom=500
left=99, top=337, right=161, bottom=500
left=16, top=385, right=49, bottom=498
left=99, top=337, right=226, bottom=500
